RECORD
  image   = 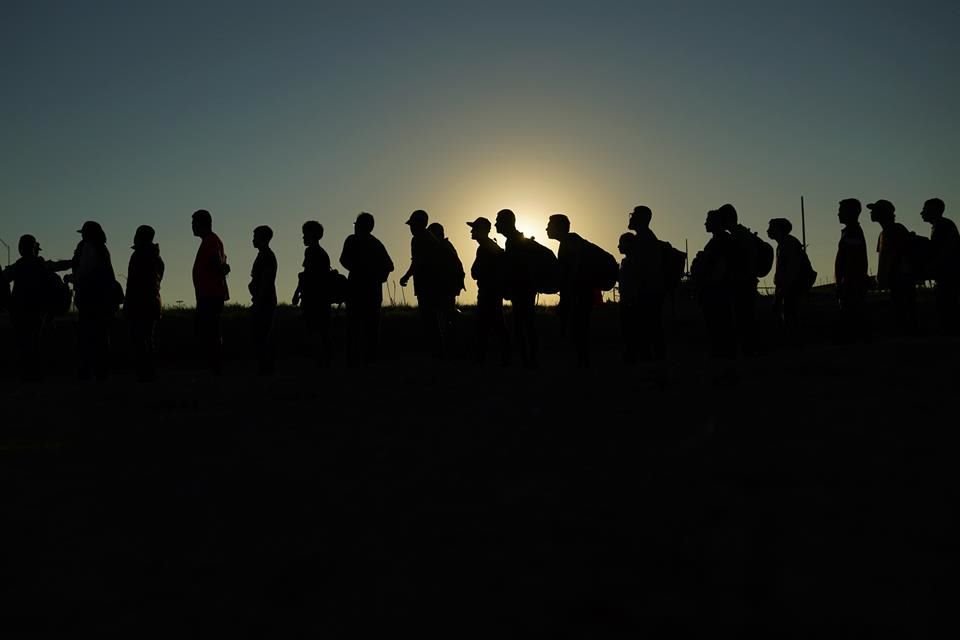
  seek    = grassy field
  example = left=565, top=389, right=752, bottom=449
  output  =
left=1, top=288, right=956, bottom=634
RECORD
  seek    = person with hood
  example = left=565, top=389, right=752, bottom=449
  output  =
left=125, top=225, right=165, bottom=381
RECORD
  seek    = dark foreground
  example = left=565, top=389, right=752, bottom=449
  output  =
left=1, top=296, right=956, bottom=635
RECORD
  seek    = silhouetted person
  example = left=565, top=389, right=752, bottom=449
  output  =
left=691, top=210, right=736, bottom=360
left=546, top=213, right=597, bottom=367
left=249, top=225, right=278, bottom=375
left=125, top=225, right=164, bottom=382
left=767, top=218, right=808, bottom=346
left=496, top=208, right=539, bottom=368
left=624, top=205, right=666, bottom=363
left=2, top=235, right=71, bottom=381
left=340, top=212, right=394, bottom=363
left=71, top=221, right=120, bottom=380
left=400, top=210, right=450, bottom=356
left=869, top=200, right=917, bottom=335
left=718, top=203, right=759, bottom=356
left=468, top=216, right=510, bottom=364
left=920, top=198, right=960, bottom=335
left=293, top=220, right=333, bottom=366
left=428, top=221, right=466, bottom=352
left=835, top=198, right=870, bottom=344
left=192, top=209, right=230, bottom=374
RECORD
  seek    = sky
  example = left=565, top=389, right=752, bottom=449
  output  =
left=3, top=0, right=958, bottom=306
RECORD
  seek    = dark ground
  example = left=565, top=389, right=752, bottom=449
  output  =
left=1, top=288, right=956, bottom=635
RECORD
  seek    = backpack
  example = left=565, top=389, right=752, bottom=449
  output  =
left=660, top=241, right=687, bottom=291
left=0, top=270, right=9, bottom=312
left=326, top=269, right=349, bottom=304
left=580, top=240, right=619, bottom=291
left=906, top=232, right=934, bottom=282
left=527, top=238, right=561, bottom=294
left=800, top=250, right=818, bottom=291
left=753, top=235, right=775, bottom=278
left=46, top=272, right=73, bottom=316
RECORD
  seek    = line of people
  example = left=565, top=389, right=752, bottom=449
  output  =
left=1, top=199, right=958, bottom=382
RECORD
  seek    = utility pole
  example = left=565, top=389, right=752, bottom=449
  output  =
left=800, top=196, right=807, bottom=253
left=684, top=238, right=689, bottom=274
left=0, top=236, right=10, bottom=267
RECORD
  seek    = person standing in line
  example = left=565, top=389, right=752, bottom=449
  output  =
left=125, top=225, right=164, bottom=381
left=249, top=225, right=278, bottom=375
left=835, top=198, right=870, bottom=344
left=467, top=216, right=509, bottom=365
left=71, top=220, right=121, bottom=380
left=920, top=198, right=960, bottom=335
left=869, top=199, right=917, bottom=335
left=192, top=209, right=230, bottom=374
left=399, top=209, right=445, bottom=357
left=340, top=212, right=394, bottom=364
left=293, top=220, right=333, bottom=366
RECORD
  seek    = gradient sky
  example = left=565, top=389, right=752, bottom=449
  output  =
left=3, top=0, right=958, bottom=306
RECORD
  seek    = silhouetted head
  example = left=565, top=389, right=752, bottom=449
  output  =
left=705, top=209, right=725, bottom=234
left=467, top=216, right=492, bottom=241
left=77, top=220, right=106, bottom=245
left=838, top=198, right=862, bottom=225
left=427, top=222, right=445, bottom=240
left=767, top=218, right=792, bottom=242
left=495, top=209, right=517, bottom=237
left=921, top=198, right=945, bottom=224
left=406, top=209, right=429, bottom=234
left=546, top=214, right=570, bottom=241
left=867, top=200, right=895, bottom=225
left=354, top=212, right=375, bottom=235
left=628, top=205, right=652, bottom=231
left=302, top=220, right=323, bottom=245
left=192, top=209, right=213, bottom=237
left=18, top=234, right=39, bottom=258
left=618, top=232, right=637, bottom=256
left=133, top=225, right=156, bottom=250
left=253, top=225, right=273, bottom=249
left=717, top=204, right=738, bottom=230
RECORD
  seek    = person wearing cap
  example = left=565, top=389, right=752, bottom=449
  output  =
left=71, top=220, right=121, bottom=380
left=767, top=218, right=810, bottom=345
left=399, top=209, right=447, bottom=357
left=293, top=220, right=333, bottom=366
left=125, top=225, right=165, bottom=381
left=340, top=212, right=394, bottom=363
left=249, top=225, right=278, bottom=375
left=920, top=198, right=960, bottom=334
left=546, top=213, right=597, bottom=367
left=1, top=235, right=71, bottom=381
left=869, top=199, right=918, bottom=335
left=625, top=205, right=666, bottom=363
left=834, top=199, right=870, bottom=344
left=468, top=216, right=509, bottom=364
left=495, top=208, right=539, bottom=367
left=192, top=209, right=230, bottom=374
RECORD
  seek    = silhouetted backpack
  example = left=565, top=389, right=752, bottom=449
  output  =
left=906, top=231, right=934, bottom=282
left=580, top=240, right=619, bottom=291
left=527, top=238, right=561, bottom=294
left=46, top=272, right=73, bottom=316
left=0, top=270, right=9, bottom=312
left=800, top=250, right=818, bottom=291
left=753, top=235, right=775, bottom=278
left=326, top=269, right=349, bottom=304
left=660, top=241, right=687, bottom=291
